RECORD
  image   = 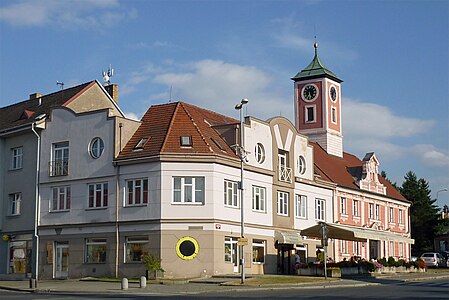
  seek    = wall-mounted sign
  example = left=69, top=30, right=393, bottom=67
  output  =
left=176, top=236, right=199, bottom=260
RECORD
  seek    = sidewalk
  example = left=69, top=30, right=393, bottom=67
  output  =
left=1, top=271, right=449, bottom=296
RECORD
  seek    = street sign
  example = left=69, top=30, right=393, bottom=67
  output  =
left=238, top=237, right=248, bottom=246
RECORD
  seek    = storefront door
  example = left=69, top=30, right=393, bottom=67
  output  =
left=55, top=242, right=69, bottom=278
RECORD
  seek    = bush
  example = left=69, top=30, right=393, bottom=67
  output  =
left=387, top=256, right=396, bottom=267
left=142, top=254, right=164, bottom=272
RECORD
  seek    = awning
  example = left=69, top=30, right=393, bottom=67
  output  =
left=301, top=223, right=414, bottom=244
left=275, top=231, right=303, bottom=245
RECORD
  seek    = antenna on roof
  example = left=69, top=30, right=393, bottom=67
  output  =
left=102, top=64, right=114, bottom=85
left=56, top=81, right=64, bottom=90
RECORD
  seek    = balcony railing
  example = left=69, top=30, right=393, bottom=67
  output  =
left=278, top=166, right=292, bottom=183
left=49, top=160, right=69, bottom=176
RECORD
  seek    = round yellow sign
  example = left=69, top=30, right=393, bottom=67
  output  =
left=176, top=236, right=199, bottom=260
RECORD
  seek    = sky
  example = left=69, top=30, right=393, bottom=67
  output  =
left=1, top=0, right=448, bottom=207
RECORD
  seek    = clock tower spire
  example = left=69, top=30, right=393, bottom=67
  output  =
left=292, top=42, right=344, bottom=157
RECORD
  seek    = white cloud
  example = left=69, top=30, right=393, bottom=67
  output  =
left=124, top=111, right=140, bottom=121
left=0, top=0, right=133, bottom=29
left=151, top=59, right=291, bottom=119
left=411, top=144, right=449, bottom=168
left=343, top=98, right=434, bottom=139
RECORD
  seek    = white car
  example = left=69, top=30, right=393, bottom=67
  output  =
left=420, top=252, right=445, bottom=267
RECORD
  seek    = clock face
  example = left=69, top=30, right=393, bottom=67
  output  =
left=330, top=86, right=337, bottom=102
left=302, top=84, right=318, bottom=101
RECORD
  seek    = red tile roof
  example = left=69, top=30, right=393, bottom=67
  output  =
left=116, top=102, right=239, bottom=160
left=312, top=142, right=407, bottom=202
left=0, top=81, right=94, bottom=133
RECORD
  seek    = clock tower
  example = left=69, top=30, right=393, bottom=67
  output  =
left=292, top=42, right=343, bottom=157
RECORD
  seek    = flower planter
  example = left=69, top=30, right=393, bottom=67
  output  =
left=326, top=268, right=341, bottom=278
left=146, top=270, right=164, bottom=280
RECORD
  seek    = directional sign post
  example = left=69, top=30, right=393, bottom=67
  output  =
left=319, top=222, right=329, bottom=280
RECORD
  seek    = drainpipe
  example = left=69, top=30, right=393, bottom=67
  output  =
left=115, top=164, right=120, bottom=278
left=31, top=123, right=41, bottom=282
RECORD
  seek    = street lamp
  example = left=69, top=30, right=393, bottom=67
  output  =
left=235, top=98, right=248, bottom=284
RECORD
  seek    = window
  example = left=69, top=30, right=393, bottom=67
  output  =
left=295, top=194, right=307, bottom=218
left=315, top=198, right=325, bottom=221
left=126, top=179, right=148, bottom=206
left=340, top=197, right=347, bottom=215
left=225, top=237, right=238, bottom=263
left=375, top=204, right=380, bottom=220
left=353, top=200, right=359, bottom=217
left=89, top=137, right=104, bottom=159
left=277, top=191, right=289, bottom=216
left=173, top=177, right=204, bottom=204
left=297, top=155, right=306, bottom=175
left=252, top=185, right=266, bottom=212
left=354, top=241, right=361, bottom=256
left=341, top=240, right=348, bottom=254
left=9, top=193, right=21, bottom=215
left=180, top=136, right=192, bottom=147
left=11, top=147, right=23, bottom=170
left=134, top=138, right=148, bottom=151
left=389, top=207, right=394, bottom=223
left=85, top=239, right=107, bottom=263
left=125, top=237, right=149, bottom=262
left=369, top=203, right=374, bottom=219
left=390, top=241, right=394, bottom=256
left=224, top=180, right=238, bottom=207
left=88, top=183, right=108, bottom=208
left=331, top=106, right=337, bottom=123
left=255, top=143, right=265, bottom=164
left=305, top=105, right=316, bottom=123
left=399, top=242, right=404, bottom=257
left=51, top=142, right=69, bottom=176
left=52, top=186, right=71, bottom=211
left=252, top=240, right=265, bottom=263
left=398, top=209, right=404, bottom=224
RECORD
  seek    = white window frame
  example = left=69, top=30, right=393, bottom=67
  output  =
left=297, top=155, right=306, bottom=175
left=11, top=147, right=23, bottom=170
left=375, top=204, right=380, bottom=220
left=354, top=241, right=361, bottom=256
left=173, top=176, right=205, bottom=204
left=315, top=198, right=325, bottom=221
left=126, top=178, right=148, bottom=206
left=369, top=203, right=374, bottom=219
left=295, top=194, right=307, bottom=218
left=398, top=209, right=404, bottom=224
left=224, top=180, right=239, bottom=208
left=353, top=199, right=359, bottom=217
left=252, top=239, right=265, bottom=264
left=305, top=105, right=316, bottom=123
left=88, top=183, right=108, bottom=208
left=390, top=241, right=395, bottom=257
left=224, top=237, right=238, bottom=263
left=254, top=143, right=265, bottom=164
left=277, top=191, right=289, bottom=216
left=389, top=207, right=394, bottom=223
left=89, top=137, right=104, bottom=159
left=331, top=106, right=337, bottom=123
left=341, top=240, right=348, bottom=254
left=85, top=238, right=107, bottom=263
left=252, top=185, right=266, bottom=212
left=51, top=186, right=71, bottom=211
left=399, top=242, right=404, bottom=257
left=9, top=193, right=21, bottom=216
left=51, top=141, right=69, bottom=176
left=340, top=197, right=347, bottom=215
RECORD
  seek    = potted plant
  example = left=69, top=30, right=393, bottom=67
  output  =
left=142, top=254, right=165, bottom=279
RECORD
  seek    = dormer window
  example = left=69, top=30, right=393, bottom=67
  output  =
left=134, top=137, right=149, bottom=151
left=180, top=136, right=192, bottom=147
left=211, top=138, right=225, bottom=151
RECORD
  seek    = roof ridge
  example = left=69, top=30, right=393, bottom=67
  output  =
left=179, top=102, right=214, bottom=153
left=160, top=102, right=180, bottom=152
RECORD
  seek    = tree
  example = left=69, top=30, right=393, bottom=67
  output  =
left=399, top=171, right=439, bottom=255
left=380, top=170, right=399, bottom=190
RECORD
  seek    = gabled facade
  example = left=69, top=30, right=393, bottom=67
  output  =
left=0, top=80, right=136, bottom=279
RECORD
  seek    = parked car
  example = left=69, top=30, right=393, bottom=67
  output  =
left=420, top=252, right=445, bottom=267
left=440, top=251, right=449, bottom=267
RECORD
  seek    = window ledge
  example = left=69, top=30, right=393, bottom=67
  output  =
left=124, top=204, right=148, bottom=208
left=86, top=207, right=108, bottom=211
left=50, top=210, right=70, bottom=213
left=171, top=202, right=204, bottom=206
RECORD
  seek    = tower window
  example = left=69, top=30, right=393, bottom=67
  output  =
left=305, top=105, right=316, bottom=123
left=331, top=107, right=337, bottom=123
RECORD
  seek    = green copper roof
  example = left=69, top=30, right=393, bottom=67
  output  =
left=292, top=43, right=342, bottom=83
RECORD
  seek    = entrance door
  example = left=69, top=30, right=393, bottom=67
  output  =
left=55, top=242, right=69, bottom=278
left=225, top=237, right=239, bottom=273
left=369, top=240, right=379, bottom=260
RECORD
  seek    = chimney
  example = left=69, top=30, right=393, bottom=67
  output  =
left=29, top=93, right=43, bottom=100
left=105, top=84, right=118, bottom=103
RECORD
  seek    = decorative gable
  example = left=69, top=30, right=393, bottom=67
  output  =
left=19, top=109, right=35, bottom=120
left=358, top=152, right=386, bottom=195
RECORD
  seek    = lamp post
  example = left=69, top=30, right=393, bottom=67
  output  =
left=235, top=98, right=248, bottom=284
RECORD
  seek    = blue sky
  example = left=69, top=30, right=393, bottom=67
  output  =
left=1, top=0, right=448, bottom=207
